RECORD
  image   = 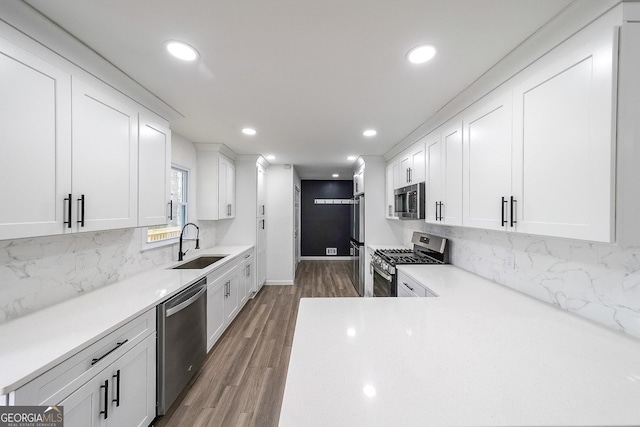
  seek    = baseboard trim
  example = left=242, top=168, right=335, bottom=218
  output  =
left=265, top=280, right=294, bottom=286
left=300, top=256, right=354, bottom=261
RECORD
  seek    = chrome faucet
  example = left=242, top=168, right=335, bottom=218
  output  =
left=178, top=223, right=200, bottom=261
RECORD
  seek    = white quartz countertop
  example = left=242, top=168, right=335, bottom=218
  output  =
left=0, top=245, right=252, bottom=395
left=280, top=265, right=640, bottom=427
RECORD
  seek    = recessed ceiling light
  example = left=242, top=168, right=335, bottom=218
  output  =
left=406, top=44, right=437, bottom=64
left=242, top=128, right=257, bottom=135
left=347, top=155, right=357, bottom=161
left=165, top=41, right=199, bottom=61
left=332, top=174, right=339, bottom=178
left=363, top=129, right=377, bottom=137
left=265, top=155, right=276, bottom=161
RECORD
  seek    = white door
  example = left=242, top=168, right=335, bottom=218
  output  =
left=257, top=163, right=266, bottom=217
left=218, top=158, right=230, bottom=218
left=392, top=161, right=403, bottom=190
left=57, top=372, right=104, bottom=427
left=223, top=272, right=239, bottom=323
left=138, top=116, right=170, bottom=227
left=72, top=79, right=138, bottom=232
left=226, top=161, right=236, bottom=218
left=0, top=39, right=72, bottom=240
left=442, top=119, right=463, bottom=226
left=425, top=132, right=442, bottom=224
left=399, top=156, right=411, bottom=187
left=108, top=334, right=155, bottom=427
left=410, top=144, right=426, bottom=184
left=511, top=22, right=615, bottom=242
left=385, top=164, right=397, bottom=219
left=463, top=92, right=513, bottom=231
left=206, top=277, right=225, bottom=351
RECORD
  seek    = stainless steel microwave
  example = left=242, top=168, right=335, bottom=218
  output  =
left=394, top=183, right=425, bottom=219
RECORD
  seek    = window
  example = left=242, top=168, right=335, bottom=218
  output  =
left=146, top=166, right=188, bottom=243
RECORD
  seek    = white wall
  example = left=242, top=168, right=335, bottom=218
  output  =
left=0, top=132, right=216, bottom=323
left=266, top=165, right=296, bottom=283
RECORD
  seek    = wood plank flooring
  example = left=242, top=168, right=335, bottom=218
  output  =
left=153, top=260, right=358, bottom=427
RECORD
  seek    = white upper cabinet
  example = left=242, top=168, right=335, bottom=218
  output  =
left=462, top=92, right=513, bottom=231
left=396, top=143, right=425, bottom=188
left=425, top=132, right=443, bottom=224
left=196, top=147, right=236, bottom=220
left=138, top=115, right=171, bottom=227
left=385, top=164, right=398, bottom=219
left=0, top=38, right=72, bottom=240
left=72, top=79, right=139, bottom=232
left=442, top=120, right=463, bottom=226
left=511, top=17, right=616, bottom=242
left=257, top=162, right=267, bottom=217
left=425, top=119, right=463, bottom=226
left=218, top=156, right=236, bottom=219
left=353, top=164, right=364, bottom=195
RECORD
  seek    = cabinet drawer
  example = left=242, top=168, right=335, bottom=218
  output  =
left=13, top=308, right=156, bottom=406
left=397, top=273, right=426, bottom=297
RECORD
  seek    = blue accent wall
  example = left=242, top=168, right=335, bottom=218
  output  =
left=301, top=180, right=352, bottom=256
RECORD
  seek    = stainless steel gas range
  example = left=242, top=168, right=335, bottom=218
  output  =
left=371, top=231, right=448, bottom=297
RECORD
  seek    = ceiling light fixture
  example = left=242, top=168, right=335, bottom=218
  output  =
left=332, top=174, right=339, bottom=178
left=406, top=44, right=437, bottom=64
left=165, top=40, right=199, bottom=61
left=363, top=129, right=377, bottom=137
left=265, top=155, right=276, bottom=161
left=347, top=156, right=357, bottom=161
left=242, top=128, right=257, bottom=135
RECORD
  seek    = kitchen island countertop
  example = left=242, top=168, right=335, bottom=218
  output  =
left=280, top=264, right=640, bottom=426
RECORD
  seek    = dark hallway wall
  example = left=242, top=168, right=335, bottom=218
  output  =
left=301, top=180, right=352, bottom=256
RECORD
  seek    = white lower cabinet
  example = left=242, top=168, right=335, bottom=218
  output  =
left=10, top=309, right=156, bottom=426
left=206, top=250, right=254, bottom=352
left=61, top=333, right=155, bottom=427
left=239, top=254, right=255, bottom=305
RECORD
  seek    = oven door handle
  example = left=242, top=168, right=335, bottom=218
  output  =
left=372, top=264, right=393, bottom=282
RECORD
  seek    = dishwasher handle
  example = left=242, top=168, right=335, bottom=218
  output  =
left=166, top=281, right=207, bottom=318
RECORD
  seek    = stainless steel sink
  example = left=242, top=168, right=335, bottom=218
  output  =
left=171, top=255, right=227, bottom=269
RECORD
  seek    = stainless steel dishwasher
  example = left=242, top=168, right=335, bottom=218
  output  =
left=157, top=277, right=207, bottom=415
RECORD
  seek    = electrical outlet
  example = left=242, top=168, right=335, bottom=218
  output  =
left=350, top=247, right=354, bottom=256
left=326, top=248, right=337, bottom=256
left=503, top=250, right=515, bottom=270
left=76, top=254, right=88, bottom=271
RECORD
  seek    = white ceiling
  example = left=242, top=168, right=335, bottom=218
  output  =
left=24, top=0, right=573, bottom=179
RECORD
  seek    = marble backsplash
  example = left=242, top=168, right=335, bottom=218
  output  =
left=0, top=222, right=216, bottom=323
left=399, top=221, right=640, bottom=339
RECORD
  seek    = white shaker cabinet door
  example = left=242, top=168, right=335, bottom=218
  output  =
left=463, top=92, right=513, bottom=231
left=72, top=79, right=138, bottom=232
left=442, top=120, right=463, bottom=226
left=511, top=18, right=616, bottom=243
left=0, top=39, right=72, bottom=240
left=138, top=116, right=171, bottom=227
left=425, top=132, right=443, bottom=224
left=57, top=371, right=103, bottom=427
left=107, top=334, right=156, bottom=427
left=207, top=277, right=226, bottom=351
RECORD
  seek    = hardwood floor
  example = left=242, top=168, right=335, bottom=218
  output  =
left=154, top=260, right=358, bottom=427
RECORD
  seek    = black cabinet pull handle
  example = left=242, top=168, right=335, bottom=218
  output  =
left=403, top=282, right=414, bottom=292
left=168, top=200, right=173, bottom=221
left=501, top=197, right=508, bottom=226
left=64, top=194, right=72, bottom=228
left=91, top=339, right=128, bottom=366
left=77, top=194, right=85, bottom=227
left=112, top=370, right=121, bottom=407
left=100, top=379, right=109, bottom=419
left=510, top=196, right=517, bottom=227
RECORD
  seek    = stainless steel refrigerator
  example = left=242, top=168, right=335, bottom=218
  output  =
left=350, top=194, right=365, bottom=296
